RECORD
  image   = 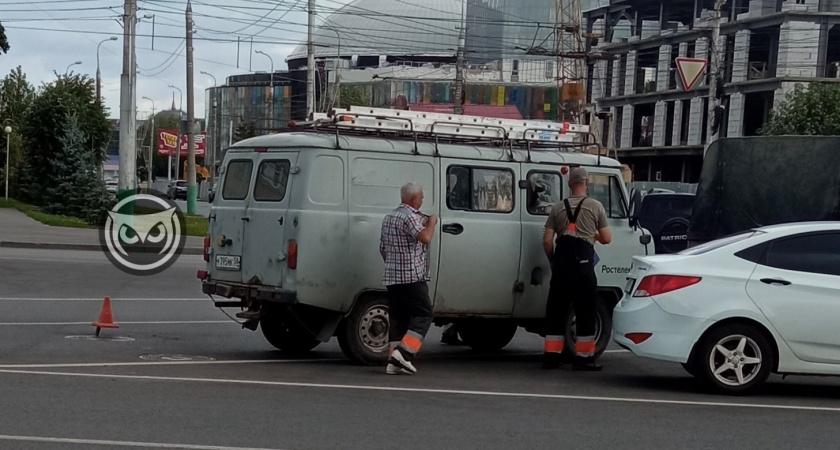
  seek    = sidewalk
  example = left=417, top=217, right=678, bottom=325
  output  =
left=0, top=208, right=204, bottom=255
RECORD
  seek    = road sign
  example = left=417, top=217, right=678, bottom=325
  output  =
left=675, top=57, right=708, bottom=91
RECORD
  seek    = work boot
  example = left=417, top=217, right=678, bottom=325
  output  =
left=572, top=357, right=602, bottom=372
left=389, top=348, right=417, bottom=374
left=542, top=352, right=563, bottom=370
left=386, top=363, right=412, bottom=375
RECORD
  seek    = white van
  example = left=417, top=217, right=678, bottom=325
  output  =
left=198, top=107, right=653, bottom=365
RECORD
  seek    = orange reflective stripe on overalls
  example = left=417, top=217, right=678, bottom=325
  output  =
left=544, top=335, right=564, bottom=354
left=400, top=330, right=424, bottom=354
left=575, top=336, right=597, bottom=358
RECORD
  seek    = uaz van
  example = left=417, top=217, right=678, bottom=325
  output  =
left=198, top=106, right=652, bottom=365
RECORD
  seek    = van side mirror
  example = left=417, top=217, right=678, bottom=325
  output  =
left=209, top=191, right=216, bottom=203
left=518, top=180, right=530, bottom=190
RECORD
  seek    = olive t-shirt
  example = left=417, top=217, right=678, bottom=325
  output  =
left=545, top=195, right=609, bottom=245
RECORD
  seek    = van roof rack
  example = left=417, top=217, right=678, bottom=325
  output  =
left=292, top=105, right=603, bottom=163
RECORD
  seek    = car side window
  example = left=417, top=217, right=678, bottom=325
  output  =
left=447, top=166, right=515, bottom=213
left=222, top=160, right=254, bottom=201
left=587, top=173, right=628, bottom=219
left=763, top=233, right=840, bottom=276
left=527, top=171, right=563, bottom=215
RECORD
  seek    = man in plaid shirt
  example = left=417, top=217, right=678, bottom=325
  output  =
left=379, top=182, right=438, bottom=375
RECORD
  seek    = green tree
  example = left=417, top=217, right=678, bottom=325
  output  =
left=759, top=83, right=840, bottom=136
left=0, top=21, right=9, bottom=55
left=0, top=66, right=36, bottom=196
left=233, top=119, right=257, bottom=143
left=337, top=85, right=372, bottom=109
left=18, top=73, right=111, bottom=205
left=44, top=114, right=110, bottom=224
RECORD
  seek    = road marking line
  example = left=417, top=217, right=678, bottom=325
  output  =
left=1, top=368, right=838, bottom=413
left=0, top=256, right=114, bottom=264
left=0, top=298, right=208, bottom=301
left=0, top=434, right=286, bottom=449
left=0, top=358, right=341, bottom=369
left=0, top=320, right=232, bottom=326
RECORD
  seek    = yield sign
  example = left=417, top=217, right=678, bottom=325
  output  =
left=675, top=57, right=708, bottom=91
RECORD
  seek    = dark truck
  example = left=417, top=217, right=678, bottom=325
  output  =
left=688, top=136, right=840, bottom=246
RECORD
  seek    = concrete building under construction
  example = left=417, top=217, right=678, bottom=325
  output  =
left=584, top=0, right=840, bottom=182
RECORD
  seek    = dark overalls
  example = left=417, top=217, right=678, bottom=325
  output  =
left=543, top=198, right=599, bottom=361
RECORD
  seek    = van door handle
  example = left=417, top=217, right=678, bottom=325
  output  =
left=241, top=216, right=250, bottom=222
left=442, top=223, right=464, bottom=235
left=760, top=278, right=791, bottom=286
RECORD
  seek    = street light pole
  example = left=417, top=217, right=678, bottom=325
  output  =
left=255, top=50, right=274, bottom=132
left=169, top=84, right=183, bottom=181
left=65, top=61, right=82, bottom=75
left=97, top=37, right=118, bottom=103
left=142, top=96, right=155, bottom=192
left=323, top=27, right=341, bottom=109
left=3, top=125, right=10, bottom=201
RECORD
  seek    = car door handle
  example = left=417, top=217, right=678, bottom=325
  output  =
left=760, top=278, right=791, bottom=286
left=442, top=223, right=464, bottom=235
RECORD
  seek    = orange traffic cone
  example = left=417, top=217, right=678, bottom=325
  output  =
left=92, top=296, right=119, bottom=336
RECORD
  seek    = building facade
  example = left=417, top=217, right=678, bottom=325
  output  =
left=584, top=0, right=840, bottom=183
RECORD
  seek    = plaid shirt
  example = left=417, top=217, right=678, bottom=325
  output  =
left=379, top=204, right=430, bottom=286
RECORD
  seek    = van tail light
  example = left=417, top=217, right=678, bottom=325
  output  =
left=288, top=241, right=298, bottom=270
left=633, top=275, right=701, bottom=297
left=203, top=236, right=211, bottom=262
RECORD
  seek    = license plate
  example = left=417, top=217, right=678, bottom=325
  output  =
left=624, top=277, right=636, bottom=294
left=215, top=255, right=241, bottom=271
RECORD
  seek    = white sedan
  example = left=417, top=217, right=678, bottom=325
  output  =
left=613, top=222, right=840, bottom=395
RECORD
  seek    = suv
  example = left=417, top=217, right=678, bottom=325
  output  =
left=167, top=180, right=187, bottom=200
left=632, top=192, right=694, bottom=254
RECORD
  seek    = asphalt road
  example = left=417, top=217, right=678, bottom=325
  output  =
left=1, top=247, right=840, bottom=450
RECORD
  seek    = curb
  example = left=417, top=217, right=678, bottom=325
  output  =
left=0, top=241, right=205, bottom=255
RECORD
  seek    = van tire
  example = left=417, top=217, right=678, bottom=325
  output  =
left=260, top=306, right=321, bottom=354
left=337, top=295, right=390, bottom=366
left=457, top=321, right=518, bottom=352
left=561, top=296, right=612, bottom=362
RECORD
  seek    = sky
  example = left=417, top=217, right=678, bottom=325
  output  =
left=0, top=0, right=354, bottom=121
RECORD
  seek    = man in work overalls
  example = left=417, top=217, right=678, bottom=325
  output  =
left=541, top=167, right=612, bottom=371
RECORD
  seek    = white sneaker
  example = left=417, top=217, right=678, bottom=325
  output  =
left=386, top=363, right=411, bottom=375
left=389, top=348, right=417, bottom=374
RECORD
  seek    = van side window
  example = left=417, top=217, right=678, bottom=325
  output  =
left=587, top=173, right=628, bottom=218
left=254, top=160, right=291, bottom=202
left=527, top=171, right=563, bottom=215
left=447, top=166, right=515, bottom=213
left=222, top=160, right=254, bottom=201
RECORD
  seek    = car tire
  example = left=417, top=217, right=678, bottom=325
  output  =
left=457, top=320, right=518, bottom=352
left=337, top=294, right=390, bottom=366
left=561, top=295, right=613, bottom=363
left=695, top=323, right=774, bottom=395
left=259, top=306, right=321, bottom=354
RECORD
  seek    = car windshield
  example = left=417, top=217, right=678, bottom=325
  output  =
left=678, top=230, right=763, bottom=255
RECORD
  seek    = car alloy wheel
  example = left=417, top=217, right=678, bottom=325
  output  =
left=709, top=334, right=763, bottom=387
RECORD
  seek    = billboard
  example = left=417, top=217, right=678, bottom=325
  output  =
left=157, top=129, right=206, bottom=157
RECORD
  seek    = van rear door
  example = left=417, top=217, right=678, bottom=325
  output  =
left=210, top=156, right=255, bottom=284
left=240, top=152, right=298, bottom=288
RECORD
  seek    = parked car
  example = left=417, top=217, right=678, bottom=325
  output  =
left=167, top=180, right=187, bottom=200
left=631, top=192, right=694, bottom=254
left=613, top=222, right=840, bottom=395
left=105, top=178, right=119, bottom=195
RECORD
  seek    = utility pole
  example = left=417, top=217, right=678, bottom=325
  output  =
left=707, top=0, right=727, bottom=146
left=119, top=0, right=137, bottom=200
left=556, top=0, right=587, bottom=124
left=186, top=0, right=197, bottom=215
left=307, top=0, right=316, bottom=118
left=143, top=96, right=155, bottom=192
left=454, top=0, right=467, bottom=115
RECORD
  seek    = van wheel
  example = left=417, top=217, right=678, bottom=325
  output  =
left=561, top=296, right=612, bottom=362
left=337, top=295, right=390, bottom=366
left=260, top=306, right=320, bottom=354
left=457, top=321, right=518, bottom=352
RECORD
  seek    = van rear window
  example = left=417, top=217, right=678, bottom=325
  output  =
left=254, top=160, right=291, bottom=202
left=222, top=160, right=253, bottom=200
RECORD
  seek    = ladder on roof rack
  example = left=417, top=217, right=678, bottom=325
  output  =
left=299, top=105, right=602, bottom=162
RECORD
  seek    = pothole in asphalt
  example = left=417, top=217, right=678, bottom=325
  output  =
left=139, top=354, right=215, bottom=361
left=65, top=335, right=136, bottom=342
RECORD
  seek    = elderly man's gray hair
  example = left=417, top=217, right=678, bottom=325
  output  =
left=401, top=182, right=423, bottom=201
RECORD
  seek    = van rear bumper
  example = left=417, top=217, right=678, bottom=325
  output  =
left=201, top=281, right=298, bottom=305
